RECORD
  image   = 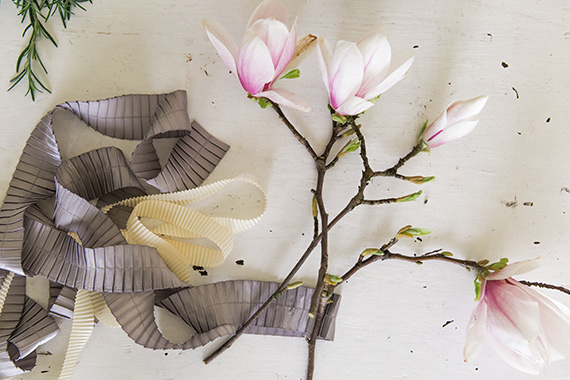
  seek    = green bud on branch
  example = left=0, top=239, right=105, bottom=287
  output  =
left=337, top=138, right=361, bottom=158
left=361, top=248, right=381, bottom=257
left=396, top=227, right=433, bottom=239
left=331, top=113, right=347, bottom=123
left=312, top=195, right=318, bottom=217
left=406, top=176, right=435, bottom=185
left=396, top=190, right=423, bottom=203
left=287, top=281, right=304, bottom=290
left=324, top=274, right=343, bottom=285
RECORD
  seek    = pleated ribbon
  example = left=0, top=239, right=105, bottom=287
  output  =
left=0, top=91, right=341, bottom=379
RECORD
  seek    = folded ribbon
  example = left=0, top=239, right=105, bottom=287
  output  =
left=0, top=91, right=341, bottom=379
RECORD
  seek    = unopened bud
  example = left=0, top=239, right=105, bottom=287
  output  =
left=407, top=176, right=435, bottom=185
left=324, top=274, right=343, bottom=285
left=312, top=196, right=318, bottom=217
left=287, top=281, right=304, bottom=290
left=337, top=139, right=361, bottom=158
left=361, top=248, right=381, bottom=257
left=332, top=113, right=347, bottom=123
left=396, top=190, right=422, bottom=203
left=396, top=226, right=432, bottom=239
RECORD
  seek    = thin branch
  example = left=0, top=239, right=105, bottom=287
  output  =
left=340, top=248, right=484, bottom=284
left=519, top=281, right=570, bottom=296
left=271, top=103, right=318, bottom=160
left=348, top=119, right=372, bottom=175
left=373, top=143, right=424, bottom=177
left=308, top=164, right=329, bottom=317
left=306, top=292, right=330, bottom=380
left=361, top=197, right=401, bottom=206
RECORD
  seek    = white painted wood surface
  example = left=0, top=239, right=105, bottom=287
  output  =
left=1, top=0, right=570, bottom=379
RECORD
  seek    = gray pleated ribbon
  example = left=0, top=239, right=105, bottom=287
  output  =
left=0, top=91, right=341, bottom=376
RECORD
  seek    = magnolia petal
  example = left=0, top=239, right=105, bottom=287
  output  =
left=328, top=40, right=364, bottom=109
left=464, top=298, right=488, bottom=362
left=202, top=19, right=239, bottom=78
left=356, top=28, right=391, bottom=98
left=485, top=280, right=541, bottom=345
left=282, top=33, right=318, bottom=74
left=335, top=96, right=374, bottom=116
left=537, top=307, right=570, bottom=362
left=445, top=96, right=489, bottom=127
left=248, top=18, right=291, bottom=69
left=366, top=48, right=415, bottom=99
left=519, top=282, right=570, bottom=361
left=273, top=18, right=298, bottom=80
left=237, top=31, right=276, bottom=94
left=316, top=38, right=333, bottom=96
left=258, top=88, right=310, bottom=112
left=426, top=119, right=478, bottom=148
left=247, top=0, right=288, bottom=28
left=422, top=110, right=448, bottom=142
left=487, top=257, right=543, bottom=280
left=489, top=338, right=545, bottom=374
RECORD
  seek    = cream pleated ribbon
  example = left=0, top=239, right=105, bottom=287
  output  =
left=58, top=175, right=266, bottom=379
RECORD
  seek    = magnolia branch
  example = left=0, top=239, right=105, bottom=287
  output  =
left=204, top=106, right=427, bottom=368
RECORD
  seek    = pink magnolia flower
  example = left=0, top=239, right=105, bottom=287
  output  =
left=202, top=0, right=310, bottom=111
left=464, top=258, right=570, bottom=374
left=316, top=27, right=415, bottom=116
left=421, top=95, right=488, bottom=148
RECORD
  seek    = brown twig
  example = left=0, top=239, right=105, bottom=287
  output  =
left=306, top=290, right=330, bottom=380
left=519, top=281, right=570, bottom=296
left=361, top=197, right=402, bottom=206
left=373, top=143, right=424, bottom=177
left=272, top=104, right=318, bottom=160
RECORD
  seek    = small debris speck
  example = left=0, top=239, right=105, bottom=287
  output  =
left=523, top=202, right=534, bottom=207
left=41, top=370, right=49, bottom=373
left=164, top=352, right=168, bottom=356
left=501, top=61, right=509, bottom=68
left=517, top=131, right=522, bottom=135
left=235, top=260, right=245, bottom=266
left=561, top=187, right=570, bottom=193
left=546, top=117, right=551, bottom=123
left=416, top=237, right=423, bottom=242
left=503, top=198, right=518, bottom=208
left=413, top=45, right=419, bottom=49
left=534, top=241, right=540, bottom=245
left=512, top=87, right=519, bottom=98
left=442, top=320, right=454, bottom=328
left=199, top=270, right=208, bottom=276
left=192, top=265, right=204, bottom=271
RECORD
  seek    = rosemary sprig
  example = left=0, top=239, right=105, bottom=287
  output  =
left=8, top=0, right=92, bottom=100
